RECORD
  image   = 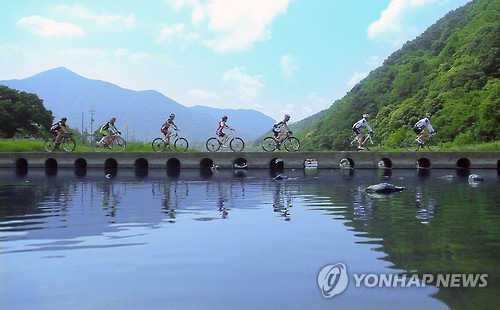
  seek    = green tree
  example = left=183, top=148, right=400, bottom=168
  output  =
left=292, top=0, right=500, bottom=150
left=0, top=85, right=53, bottom=138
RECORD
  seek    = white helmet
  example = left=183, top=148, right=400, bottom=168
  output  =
left=363, top=114, right=369, bottom=119
left=284, top=114, right=290, bottom=121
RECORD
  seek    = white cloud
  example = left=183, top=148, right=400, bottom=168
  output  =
left=368, top=0, right=438, bottom=46
left=367, top=0, right=408, bottom=46
left=222, top=67, right=265, bottom=102
left=280, top=54, right=299, bottom=80
left=159, top=23, right=184, bottom=40
left=165, top=0, right=291, bottom=53
left=16, top=15, right=84, bottom=37
left=302, top=92, right=330, bottom=116
left=114, top=49, right=151, bottom=62
left=54, top=5, right=135, bottom=28
left=366, top=55, right=381, bottom=67
left=166, top=0, right=201, bottom=11
left=410, top=0, right=449, bottom=7
left=157, top=23, right=200, bottom=46
left=348, top=71, right=369, bottom=88
left=186, top=88, right=220, bottom=101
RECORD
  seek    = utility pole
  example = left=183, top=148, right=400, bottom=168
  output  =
left=81, top=112, right=84, bottom=143
left=89, top=107, right=95, bottom=135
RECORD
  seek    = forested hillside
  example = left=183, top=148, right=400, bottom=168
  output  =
left=295, top=0, right=499, bottom=151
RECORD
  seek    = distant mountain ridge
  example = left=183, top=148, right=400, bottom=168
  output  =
left=0, top=67, right=276, bottom=143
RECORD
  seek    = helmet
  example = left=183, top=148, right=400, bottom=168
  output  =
left=61, top=117, right=67, bottom=121
left=284, top=114, right=290, bottom=121
left=222, top=115, right=228, bottom=120
left=110, top=116, right=116, bottom=121
left=363, top=114, right=369, bottom=119
left=425, top=114, right=431, bottom=119
left=170, top=113, right=175, bottom=118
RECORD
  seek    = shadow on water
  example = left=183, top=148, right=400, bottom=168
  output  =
left=0, top=168, right=498, bottom=309
left=167, top=168, right=180, bottom=179
left=44, top=166, right=57, bottom=177
left=317, top=169, right=499, bottom=310
left=135, top=167, right=148, bottom=179
left=417, top=168, right=431, bottom=177
left=74, top=167, right=87, bottom=178
left=200, top=168, right=214, bottom=179
left=104, top=167, right=118, bottom=178
left=16, top=166, right=28, bottom=176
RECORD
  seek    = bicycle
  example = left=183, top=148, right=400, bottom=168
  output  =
left=404, top=132, right=443, bottom=152
left=349, top=132, right=381, bottom=151
left=206, top=129, right=244, bottom=152
left=152, top=131, right=189, bottom=152
left=262, top=131, right=300, bottom=152
left=92, top=132, right=126, bottom=152
left=44, top=133, right=76, bottom=152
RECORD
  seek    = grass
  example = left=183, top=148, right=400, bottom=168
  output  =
left=0, top=139, right=201, bottom=152
left=0, top=138, right=498, bottom=152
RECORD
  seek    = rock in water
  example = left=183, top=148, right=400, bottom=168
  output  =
left=365, top=183, right=405, bottom=193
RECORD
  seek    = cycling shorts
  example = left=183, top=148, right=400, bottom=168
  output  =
left=99, top=128, right=109, bottom=136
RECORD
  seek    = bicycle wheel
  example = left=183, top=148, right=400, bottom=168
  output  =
left=230, top=137, right=244, bottom=152
left=174, top=137, right=189, bottom=152
left=349, top=138, right=359, bottom=151
left=62, top=138, right=76, bottom=152
left=111, top=136, right=126, bottom=152
left=91, top=140, right=104, bottom=152
left=44, top=139, right=56, bottom=152
left=365, top=136, right=381, bottom=152
left=426, top=136, right=443, bottom=152
left=206, top=137, right=221, bottom=152
left=262, top=137, right=277, bottom=152
left=284, top=137, right=300, bottom=152
left=152, top=138, right=166, bottom=152
left=404, top=137, right=420, bottom=152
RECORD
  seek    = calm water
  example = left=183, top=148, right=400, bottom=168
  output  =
left=0, top=167, right=499, bottom=309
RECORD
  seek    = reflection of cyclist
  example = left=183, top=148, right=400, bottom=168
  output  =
left=50, top=117, right=69, bottom=148
left=272, top=181, right=291, bottom=221
left=273, top=114, right=291, bottom=141
left=414, top=115, right=435, bottom=143
left=352, top=114, right=374, bottom=150
left=99, top=116, right=121, bottom=147
left=215, top=115, right=233, bottom=147
left=161, top=113, right=179, bottom=145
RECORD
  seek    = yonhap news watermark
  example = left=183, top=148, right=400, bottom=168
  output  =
left=317, top=263, right=488, bottom=298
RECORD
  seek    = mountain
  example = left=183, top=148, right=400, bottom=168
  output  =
left=0, top=67, right=275, bottom=143
left=190, top=105, right=276, bottom=138
left=292, top=0, right=499, bottom=151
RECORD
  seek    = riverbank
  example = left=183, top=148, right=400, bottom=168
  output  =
left=0, top=139, right=499, bottom=152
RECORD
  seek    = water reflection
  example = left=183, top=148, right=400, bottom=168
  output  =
left=0, top=168, right=498, bottom=309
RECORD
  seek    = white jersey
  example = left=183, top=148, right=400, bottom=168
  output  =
left=415, top=118, right=434, bottom=132
left=273, top=120, right=287, bottom=132
left=352, top=118, right=373, bottom=132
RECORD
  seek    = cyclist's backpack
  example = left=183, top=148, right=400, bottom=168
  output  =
left=50, top=122, right=60, bottom=131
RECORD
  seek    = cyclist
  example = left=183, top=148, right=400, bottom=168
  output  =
left=99, top=116, right=121, bottom=147
left=273, top=114, right=291, bottom=142
left=216, top=115, right=234, bottom=147
left=352, top=113, right=374, bottom=150
left=414, top=115, right=436, bottom=143
left=50, top=117, right=70, bottom=148
left=161, top=113, right=179, bottom=146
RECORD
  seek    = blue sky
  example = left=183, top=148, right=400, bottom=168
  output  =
left=0, top=0, right=470, bottom=121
